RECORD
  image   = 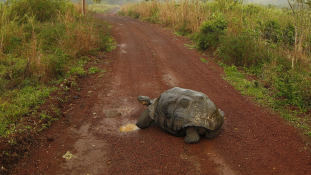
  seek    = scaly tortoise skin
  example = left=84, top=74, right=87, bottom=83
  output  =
left=136, top=87, right=225, bottom=143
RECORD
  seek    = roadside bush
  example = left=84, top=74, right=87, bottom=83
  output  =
left=175, top=21, right=192, bottom=36
left=256, top=20, right=295, bottom=46
left=37, top=23, right=66, bottom=52
left=5, top=0, right=69, bottom=23
left=196, top=13, right=228, bottom=50
left=244, top=4, right=263, bottom=16
left=128, top=9, right=140, bottom=19
left=272, top=70, right=311, bottom=111
left=217, top=31, right=270, bottom=71
left=117, top=10, right=126, bottom=16
left=282, top=24, right=295, bottom=46
left=260, top=19, right=282, bottom=43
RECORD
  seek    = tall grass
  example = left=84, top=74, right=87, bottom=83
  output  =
left=119, top=0, right=311, bottom=112
left=0, top=0, right=112, bottom=136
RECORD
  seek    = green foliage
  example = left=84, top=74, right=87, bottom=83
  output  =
left=92, top=0, right=101, bottom=4
left=117, top=10, right=126, bottom=16
left=282, top=24, right=295, bottom=46
left=256, top=20, right=295, bottom=45
left=89, top=2, right=119, bottom=14
left=148, top=4, right=159, bottom=23
left=217, top=31, right=270, bottom=70
left=4, top=0, right=70, bottom=23
left=200, top=58, right=208, bottom=63
left=0, top=85, right=56, bottom=136
left=259, top=19, right=282, bottom=43
left=37, top=23, right=66, bottom=51
left=132, top=11, right=140, bottom=19
left=223, top=64, right=311, bottom=137
left=244, top=4, right=264, bottom=16
left=223, top=65, right=272, bottom=103
left=95, top=22, right=115, bottom=52
left=0, top=56, right=28, bottom=93
left=175, top=21, right=192, bottom=36
left=88, top=67, right=101, bottom=74
left=272, top=70, right=311, bottom=111
left=196, top=13, right=228, bottom=50
left=0, top=0, right=114, bottom=137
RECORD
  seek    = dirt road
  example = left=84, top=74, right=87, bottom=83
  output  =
left=14, top=14, right=311, bottom=175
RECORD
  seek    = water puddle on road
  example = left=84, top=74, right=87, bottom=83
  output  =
left=119, top=123, right=139, bottom=132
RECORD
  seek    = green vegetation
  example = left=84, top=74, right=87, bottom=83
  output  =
left=119, top=0, right=311, bottom=135
left=223, top=65, right=311, bottom=136
left=88, top=67, right=101, bottom=74
left=88, top=1, right=119, bottom=13
left=0, top=0, right=113, bottom=137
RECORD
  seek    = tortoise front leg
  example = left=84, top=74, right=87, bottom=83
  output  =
left=136, top=109, right=153, bottom=129
left=184, top=127, right=200, bottom=143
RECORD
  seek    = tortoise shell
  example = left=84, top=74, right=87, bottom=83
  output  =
left=148, top=87, right=224, bottom=136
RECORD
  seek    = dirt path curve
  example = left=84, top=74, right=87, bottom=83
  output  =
left=14, top=14, right=311, bottom=175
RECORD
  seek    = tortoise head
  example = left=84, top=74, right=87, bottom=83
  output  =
left=137, top=96, right=151, bottom=106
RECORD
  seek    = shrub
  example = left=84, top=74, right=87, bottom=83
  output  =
left=196, top=13, right=228, bottom=50
left=175, top=21, right=192, bottom=36
left=37, top=23, right=66, bottom=51
left=257, top=20, right=295, bottom=46
left=272, top=70, right=311, bottom=111
left=244, top=4, right=263, bottom=16
left=217, top=31, right=270, bottom=71
left=5, top=0, right=69, bottom=23
left=282, top=24, right=295, bottom=46
left=117, top=11, right=125, bottom=16
left=261, top=20, right=282, bottom=43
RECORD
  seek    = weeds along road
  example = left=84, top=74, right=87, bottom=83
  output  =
left=15, top=14, right=311, bottom=175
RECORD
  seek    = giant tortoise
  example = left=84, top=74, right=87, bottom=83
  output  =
left=136, top=87, right=225, bottom=143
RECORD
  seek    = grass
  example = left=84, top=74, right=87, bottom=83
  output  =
left=0, top=0, right=114, bottom=137
left=88, top=2, right=119, bottom=13
left=222, top=64, right=311, bottom=136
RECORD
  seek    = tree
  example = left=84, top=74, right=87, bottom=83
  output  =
left=82, top=0, right=85, bottom=15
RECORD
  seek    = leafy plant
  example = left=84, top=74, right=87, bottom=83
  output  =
left=88, top=67, right=101, bottom=74
left=218, top=31, right=270, bottom=71
left=196, top=13, right=228, bottom=50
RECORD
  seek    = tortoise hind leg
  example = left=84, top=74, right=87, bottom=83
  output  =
left=205, top=130, right=218, bottom=139
left=136, top=109, right=153, bottom=129
left=184, top=127, right=200, bottom=143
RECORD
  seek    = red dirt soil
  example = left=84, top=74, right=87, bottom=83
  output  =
left=11, top=13, right=311, bottom=175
